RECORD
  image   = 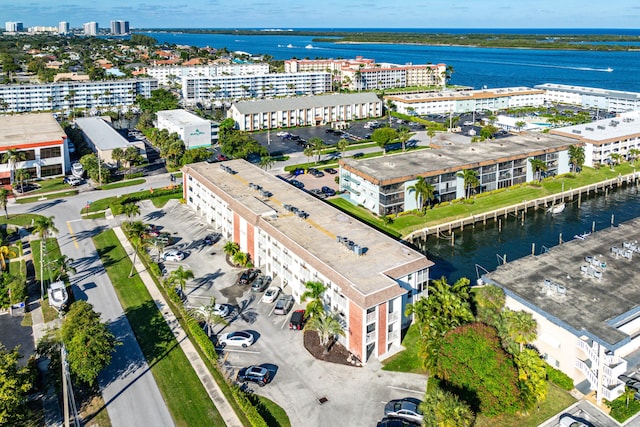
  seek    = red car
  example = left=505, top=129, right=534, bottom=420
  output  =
left=217, top=154, right=229, bottom=161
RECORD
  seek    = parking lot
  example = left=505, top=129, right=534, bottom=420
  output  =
left=138, top=200, right=428, bottom=427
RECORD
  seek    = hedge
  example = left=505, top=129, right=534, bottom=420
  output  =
left=185, top=317, right=218, bottom=362
left=230, top=386, right=268, bottom=427
left=125, top=172, right=145, bottom=179
left=545, top=363, right=574, bottom=390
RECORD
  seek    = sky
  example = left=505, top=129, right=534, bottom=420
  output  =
left=2, top=0, right=640, bottom=30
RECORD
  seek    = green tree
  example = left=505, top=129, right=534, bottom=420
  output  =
left=304, top=311, right=345, bottom=354
left=168, top=266, right=194, bottom=292
left=0, top=189, right=9, bottom=219
left=0, top=344, right=33, bottom=425
left=436, top=322, right=522, bottom=416
left=371, top=127, right=397, bottom=154
left=480, top=124, right=498, bottom=139
left=610, top=152, right=623, bottom=168
left=456, top=169, right=479, bottom=198
left=33, top=216, right=58, bottom=299
left=0, top=245, right=16, bottom=271
left=124, top=146, right=141, bottom=175
left=111, top=147, right=125, bottom=169
left=303, top=146, right=314, bottom=166
left=190, top=297, right=228, bottom=337
left=60, top=300, right=118, bottom=386
left=301, top=281, right=327, bottom=318
left=122, top=202, right=141, bottom=220
left=628, top=148, right=640, bottom=166
left=499, top=309, right=537, bottom=353
left=529, top=158, right=547, bottom=182
left=232, top=251, right=249, bottom=267
left=2, top=149, right=26, bottom=185
left=336, top=138, right=349, bottom=158
left=123, top=220, right=146, bottom=278
left=49, top=254, right=76, bottom=281
left=397, top=126, right=411, bottom=152
left=259, top=155, right=274, bottom=171
left=14, top=169, right=30, bottom=194
left=421, top=387, right=475, bottom=427
left=427, top=128, right=436, bottom=145
left=568, top=144, right=585, bottom=172
left=515, top=120, right=526, bottom=132
left=223, top=241, right=240, bottom=259
left=407, top=176, right=435, bottom=212
left=473, top=285, right=505, bottom=327
left=514, top=348, right=548, bottom=411
left=309, top=137, right=324, bottom=164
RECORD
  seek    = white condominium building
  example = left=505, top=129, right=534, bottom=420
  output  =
left=385, top=87, right=545, bottom=116
left=146, top=63, right=269, bottom=86
left=535, top=83, right=640, bottom=113
left=83, top=22, right=98, bottom=36
left=58, top=21, right=70, bottom=34
left=0, top=78, right=157, bottom=113
left=182, top=72, right=331, bottom=105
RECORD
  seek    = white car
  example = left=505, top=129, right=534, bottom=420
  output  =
left=261, top=286, right=281, bottom=304
left=162, top=249, right=185, bottom=262
left=197, top=303, right=229, bottom=318
left=276, top=131, right=289, bottom=137
left=559, top=415, right=589, bottom=427
left=463, top=121, right=474, bottom=126
left=217, top=330, right=254, bottom=348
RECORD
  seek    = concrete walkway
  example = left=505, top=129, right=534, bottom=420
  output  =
left=113, top=226, right=243, bottom=427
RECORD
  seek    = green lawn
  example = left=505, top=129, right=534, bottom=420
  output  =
left=327, top=198, right=400, bottom=237
left=31, top=238, right=62, bottom=283
left=92, top=230, right=225, bottom=426
left=15, top=190, right=79, bottom=204
left=25, top=177, right=72, bottom=194
left=381, top=325, right=427, bottom=374
left=96, top=178, right=146, bottom=190
left=0, top=213, right=45, bottom=228
left=255, top=395, right=291, bottom=427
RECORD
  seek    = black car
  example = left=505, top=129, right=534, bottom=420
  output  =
left=238, top=268, right=260, bottom=285
left=352, top=152, right=364, bottom=159
left=251, top=274, right=272, bottom=292
left=376, top=417, right=421, bottom=427
left=289, top=310, right=306, bottom=330
left=312, top=170, right=325, bottom=178
left=236, top=366, right=270, bottom=387
left=321, top=186, right=336, bottom=196
left=204, top=233, right=221, bottom=245
left=289, top=179, right=304, bottom=189
left=323, top=168, right=337, bottom=174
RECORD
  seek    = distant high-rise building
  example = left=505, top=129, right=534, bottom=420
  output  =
left=58, top=21, right=69, bottom=34
left=110, top=20, right=129, bottom=35
left=5, top=21, right=24, bottom=32
left=83, top=21, right=98, bottom=36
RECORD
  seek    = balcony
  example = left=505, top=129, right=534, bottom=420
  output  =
left=366, top=310, right=376, bottom=324
left=366, top=331, right=376, bottom=344
left=576, top=339, right=599, bottom=364
left=388, top=330, right=400, bottom=342
left=388, top=311, right=400, bottom=323
left=602, top=382, right=626, bottom=402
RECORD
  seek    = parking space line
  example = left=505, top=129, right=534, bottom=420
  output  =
left=280, top=316, right=288, bottom=329
left=387, top=385, right=425, bottom=394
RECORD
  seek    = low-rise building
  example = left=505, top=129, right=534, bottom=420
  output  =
left=550, top=111, right=640, bottom=167
left=182, top=160, right=434, bottom=362
left=535, top=83, right=640, bottom=113
left=228, top=92, right=382, bottom=131
left=483, top=217, right=640, bottom=404
left=339, top=132, right=576, bottom=215
left=385, top=87, right=545, bottom=116
left=156, top=109, right=218, bottom=149
left=0, top=78, right=157, bottom=113
left=0, top=113, right=70, bottom=185
left=146, top=63, right=269, bottom=86
left=74, top=117, right=146, bottom=166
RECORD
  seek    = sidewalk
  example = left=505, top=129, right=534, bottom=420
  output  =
left=113, top=226, right=243, bottom=427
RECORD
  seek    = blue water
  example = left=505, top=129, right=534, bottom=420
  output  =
left=141, top=30, right=640, bottom=91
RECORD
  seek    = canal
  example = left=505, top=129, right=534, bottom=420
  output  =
left=415, top=184, right=640, bottom=283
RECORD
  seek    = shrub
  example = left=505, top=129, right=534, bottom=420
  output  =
left=607, top=394, right=640, bottom=422
left=229, top=386, right=268, bottom=427
left=125, top=172, right=144, bottom=179
left=185, top=317, right=218, bottom=362
left=149, top=262, right=161, bottom=277
left=545, top=363, right=574, bottom=390
left=110, top=202, right=123, bottom=216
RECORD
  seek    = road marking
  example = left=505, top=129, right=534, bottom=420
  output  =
left=66, top=222, right=79, bottom=249
left=388, top=385, right=424, bottom=394
left=280, top=316, right=288, bottom=329
left=67, top=219, right=83, bottom=223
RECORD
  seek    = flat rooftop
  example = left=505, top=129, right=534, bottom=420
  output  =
left=156, top=109, right=210, bottom=126
left=184, top=160, right=432, bottom=307
left=535, top=83, right=640, bottom=101
left=341, top=131, right=577, bottom=186
left=551, top=111, right=640, bottom=145
left=484, top=217, right=640, bottom=349
left=74, top=117, right=134, bottom=151
left=386, top=87, right=543, bottom=103
left=0, top=113, right=65, bottom=148
left=233, top=92, right=380, bottom=115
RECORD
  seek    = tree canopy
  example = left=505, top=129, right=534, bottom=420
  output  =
left=371, top=127, right=398, bottom=153
left=0, top=344, right=33, bottom=425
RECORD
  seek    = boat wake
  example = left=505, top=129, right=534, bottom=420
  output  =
left=450, top=57, right=613, bottom=73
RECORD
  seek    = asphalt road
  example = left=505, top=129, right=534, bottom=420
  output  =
left=8, top=177, right=175, bottom=427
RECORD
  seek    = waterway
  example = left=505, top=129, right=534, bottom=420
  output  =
left=414, top=184, right=640, bottom=283
left=142, top=30, right=640, bottom=92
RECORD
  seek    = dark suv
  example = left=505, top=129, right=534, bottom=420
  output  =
left=236, top=366, right=270, bottom=387
left=289, top=310, right=306, bottom=330
left=238, top=268, right=260, bottom=285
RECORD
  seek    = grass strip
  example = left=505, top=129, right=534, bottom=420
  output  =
left=92, top=229, right=225, bottom=426
left=15, top=190, right=78, bottom=204
left=96, top=178, right=146, bottom=190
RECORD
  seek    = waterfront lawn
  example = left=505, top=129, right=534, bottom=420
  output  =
left=328, top=198, right=400, bottom=237
left=93, top=229, right=225, bottom=426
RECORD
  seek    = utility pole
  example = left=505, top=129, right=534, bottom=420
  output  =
left=98, top=155, right=101, bottom=186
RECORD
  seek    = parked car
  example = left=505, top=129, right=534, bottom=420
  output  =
left=559, top=415, right=589, bottom=427
left=238, top=268, right=260, bottom=285
left=289, top=310, right=306, bottom=330
left=197, top=303, right=229, bottom=318
left=64, top=176, right=82, bottom=186
left=376, top=417, right=421, bottom=427
left=274, top=295, right=294, bottom=315
left=144, top=224, right=160, bottom=238
left=204, top=233, right=221, bottom=245
left=217, top=330, right=254, bottom=348
left=352, top=152, right=364, bottom=159
left=162, top=249, right=185, bottom=262
left=321, top=186, right=336, bottom=196
left=261, top=286, right=281, bottom=304
left=309, top=188, right=326, bottom=198
left=384, top=398, right=423, bottom=424
left=323, top=168, right=337, bottom=174
left=217, top=154, right=230, bottom=161
left=289, top=179, right=304, bottom=189
left=311, top=170, right=325, bottom=178
left=251, top=275, right=272, bottom=292
left=236, top=365, right=270, bottom=387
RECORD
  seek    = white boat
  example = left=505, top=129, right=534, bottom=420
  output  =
left=305, top=44, right=313, bottom=49
left=547, top=202, right=565, bottom=214
left=605, top=67, right=613, bottom=72
left=71, top=162, right=84, bottom=178
left=48, top=281, right=68, bottom=310
left=286, top=43, right=293, bottom=48
left=574, top=232, right=591, bottom=240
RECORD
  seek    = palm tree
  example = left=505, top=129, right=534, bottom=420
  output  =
left=427, top=128, right=436, bottom=145
left=303, top=146, right=314, bottom=167
left=336, top=138, right=349, bottom=158
left=124, top=146, right=140, bottom=175
left=259, top=155, right=275, bottom=171
left=301, top=281, right=327, bottom=318
left=49, top=254, right=76, bottom=281
left=500, top=309, right=538, bottom=352
left=2, top=149, right=26, bottom=185
left=568, top=145, right=585, bottom=172
left=456, top=169, right=479, bottom=198
left=397, top=126, right=411, bottom=152
left=309, top=137, right=324, bottom=165
left=124, top=221, right=146, bottom=278
left=515, top=120, right=526, bottom=132
left=168, top=266, right=195, bottom=293
left=32, top=216, right=58, bottom=300
left=190, top=297, right=228, bottom=337
left=628, top=148, right=640, bottom=166
left=0, top=189, right=9, bottom=219
left=223, top=241, right=240, bottom=259
left=529, top=158, right=547, bottom=182
left=407, top=176, right=435, bottom=212
left=111, top=147, right=125, bottom=170
left=0, top=244, right=16, bottom=270
left=304, top=311, right=345, bottom=354
left=232, top=251, right=249, bottom=267
left=610, top=153, right=623, bottom=168
left=122, top=202, right=141, bottom=221
left=420, top=388, right=475, bottom=427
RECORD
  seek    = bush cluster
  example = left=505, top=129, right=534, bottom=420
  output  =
left=124, top=172, right=144, bottom=179
left=230, top=386, right=268, bottom=427
left=545, top=363, right=574, bottom=390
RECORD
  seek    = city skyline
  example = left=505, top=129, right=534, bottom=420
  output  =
left=2, top=0, right=640, bottom=30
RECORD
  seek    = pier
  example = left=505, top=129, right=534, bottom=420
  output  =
left=405, top=171, right=639, bottom=243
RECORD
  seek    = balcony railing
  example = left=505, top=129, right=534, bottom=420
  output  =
left=388, top=330, right=400, bottom=342
left=366, top=311, right=376, bottom=324
left=388, top=311, right=400, bottom=323
left=366, top=331, right=376, bottom=344
left=602, top=382, right=626, bottom=402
